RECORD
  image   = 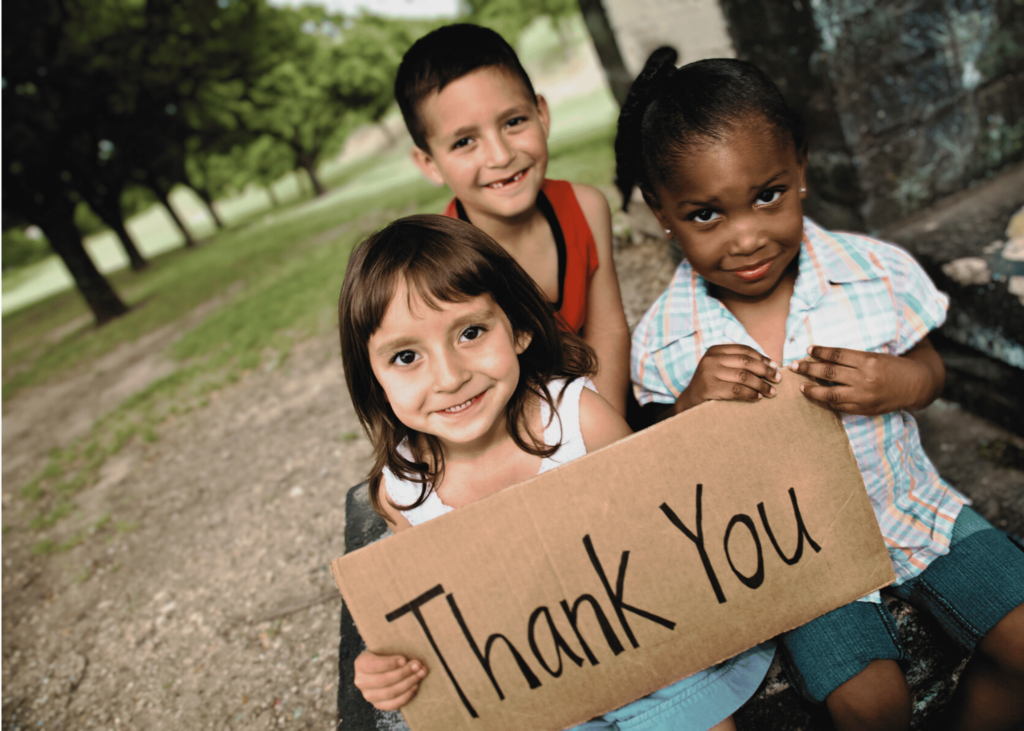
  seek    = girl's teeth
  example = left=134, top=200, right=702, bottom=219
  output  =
left=444, top=397, right=474, bottom=413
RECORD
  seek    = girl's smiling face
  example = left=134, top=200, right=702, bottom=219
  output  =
left=368, top=281, right=529, bottom=454
left=651, top=120, right=808, bottom=303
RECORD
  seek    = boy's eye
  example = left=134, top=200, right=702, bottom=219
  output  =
left=756, top=188, right=783, bottom=205
left=505, top=116, right=527, bottom=129
left=391, top=350, right=419, bottom=366
left=689, top=209, right=720, bottom=223
left=460, top=325, right=485, bottom=342
left=452, top=137, right=473, bottom=150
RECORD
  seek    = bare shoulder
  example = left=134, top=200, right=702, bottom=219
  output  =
left=579, top=385, right=632, bottom=453
left=570, top=183, right=613, bottom=230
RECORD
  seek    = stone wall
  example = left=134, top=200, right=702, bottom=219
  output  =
left=718, top=0, right=1024, bottom=230
left=603, top=0, right=1024, bottom=231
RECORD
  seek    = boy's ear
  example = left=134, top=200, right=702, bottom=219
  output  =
left=411, top=146, right=446, bottom=187
left=537, top=94, right=551, bottom=139
left=515, top=331, right=533, bottom=355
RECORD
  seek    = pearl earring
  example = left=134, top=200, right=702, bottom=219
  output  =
left=664, top=228, right=672, bottom=235
left=800, top=187, right=806, bottom=193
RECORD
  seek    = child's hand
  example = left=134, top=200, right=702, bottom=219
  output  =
left=675, top=344, right=781, bottom=414
left=790, top=340, right=945, bottom=415
left=353, top=650, right=428, bottom=711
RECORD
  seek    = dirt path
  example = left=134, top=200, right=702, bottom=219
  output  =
left=3, top=234, right=1022, bottom=731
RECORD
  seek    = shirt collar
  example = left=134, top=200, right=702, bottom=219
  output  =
left=793, top=218, right=885, bottom=310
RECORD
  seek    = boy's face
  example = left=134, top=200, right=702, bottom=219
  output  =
left=412, top=66, right=550, bottom=224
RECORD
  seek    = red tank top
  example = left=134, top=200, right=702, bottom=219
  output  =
left=442, top=179, right=598, bottom=333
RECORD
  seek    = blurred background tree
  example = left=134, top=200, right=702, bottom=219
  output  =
left=3, top=0, right=596, bottom=324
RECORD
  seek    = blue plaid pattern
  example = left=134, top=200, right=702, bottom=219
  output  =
left=632, top=218, right=967, bottom=586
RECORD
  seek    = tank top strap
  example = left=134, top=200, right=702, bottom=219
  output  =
left=382, top=442, right=452, bottom=527
left=539, top=377, right=590, bottom=473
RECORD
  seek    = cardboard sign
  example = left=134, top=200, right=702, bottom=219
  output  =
left=331, top=375, right=894, bottom=731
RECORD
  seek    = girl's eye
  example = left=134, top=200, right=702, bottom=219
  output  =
left=756, top=188, right=783, bottom=205
left=391, top=350, right=418, bottom=366
left=689, top=209, right=720, bottom=223
left=460, top=325, right=485, bottom=342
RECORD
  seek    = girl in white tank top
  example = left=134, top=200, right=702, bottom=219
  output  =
left=338, top=215, right=770, bottom=731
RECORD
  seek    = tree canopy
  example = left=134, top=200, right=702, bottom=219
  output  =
left=3, top=0, right=420, bottom=323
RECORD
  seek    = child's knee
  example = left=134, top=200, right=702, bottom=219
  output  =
left=825, top=660, right=910, bottom=731
left=977, top=604, right=1024, bottom=675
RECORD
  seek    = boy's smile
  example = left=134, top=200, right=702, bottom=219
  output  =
left=411, top=66, right=550, bottom=226
left=368, top=284, right=529, bottom=453
left=652, top=124, right=807, bottom=305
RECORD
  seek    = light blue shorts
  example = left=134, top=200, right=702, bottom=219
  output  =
left=570, top=642, right=775, bottom=731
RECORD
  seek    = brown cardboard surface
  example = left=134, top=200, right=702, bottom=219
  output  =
left=331, top=374, right=895, bottom=731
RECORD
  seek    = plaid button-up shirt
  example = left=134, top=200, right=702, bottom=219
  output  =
left=632, top=218, right=967, bottom=587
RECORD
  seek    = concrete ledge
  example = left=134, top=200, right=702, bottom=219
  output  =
left=336, top=483, right=974, bottom=730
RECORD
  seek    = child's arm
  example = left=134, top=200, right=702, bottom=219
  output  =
left=353, top=489, right=424, bottom=711
left=790, top=337, right=945, bottom=415
left=353, top=651, right=428, bottom=711
left=573, top=184, right=631, bottom=417
left=579, top=385, right=634, bottom=450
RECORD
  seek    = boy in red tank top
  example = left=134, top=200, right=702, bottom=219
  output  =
left=395, top=24, right=631, bottom=416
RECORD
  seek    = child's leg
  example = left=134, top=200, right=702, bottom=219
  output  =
left=708, top=716, right=736, bottom=731
left=888, top=506, right=1024, bottom=731
left=825, top=660, right=910, bottom=731
left=780, top=600, right=911, bottom=731
left=947, top=605, right=1024, bottom=731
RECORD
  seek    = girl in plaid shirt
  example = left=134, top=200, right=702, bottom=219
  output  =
left=617, top=48, right=1024, bottom=731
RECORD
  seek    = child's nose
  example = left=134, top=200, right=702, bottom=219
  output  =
left=484, top=134, right=514, bottom=168
left=432, top=350, right=470, bottom=392
left=729, top=216, right=767, bottom=256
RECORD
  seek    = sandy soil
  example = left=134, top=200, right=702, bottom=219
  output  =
left=3, top=229, right=1022, bottom=731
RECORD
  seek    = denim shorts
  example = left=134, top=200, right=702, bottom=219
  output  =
left=779, top=506, right=1024, bottom=703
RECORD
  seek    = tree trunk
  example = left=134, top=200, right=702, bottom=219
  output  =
left=194, top=186, right=224, bottom=229
left=266, top=185, right=279, bottom=207
left=153, top=187, right=197, bottom=247
left=110, top=218, right=148, bottom=271
left=577, top=0, right=632, bottom=107
left=40, top=200, right=129, bottom=325
left=300, top=161, right=325, bottom=197
left=88, top=196, right=148, bottom=271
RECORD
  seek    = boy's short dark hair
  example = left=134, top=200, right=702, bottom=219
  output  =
left=395, top=23, right=537, bottom=152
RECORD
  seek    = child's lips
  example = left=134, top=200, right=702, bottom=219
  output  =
left=483, top=168, right=528, bottom=189
left=435, top=391, right=485, bottom=416
left=727, top=258, right=775, bottom=281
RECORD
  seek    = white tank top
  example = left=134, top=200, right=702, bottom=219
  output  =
left=383, top=377, right=589, bottom=526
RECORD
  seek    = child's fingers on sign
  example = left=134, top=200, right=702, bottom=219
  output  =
left=786, top=346, right=860, bottom=380
left=702, top=344, right=782, bottom=400
left=353, top=651, right=428, bottom=709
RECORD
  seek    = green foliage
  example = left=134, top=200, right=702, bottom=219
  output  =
left=242, top=8, right=411, bottom=191
left=465, top=0, right=577, bottom=45
left=2, top=227, right=51, bottom=271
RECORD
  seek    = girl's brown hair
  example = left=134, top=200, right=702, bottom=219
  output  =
left=338, top=215, right=596, bottom=519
